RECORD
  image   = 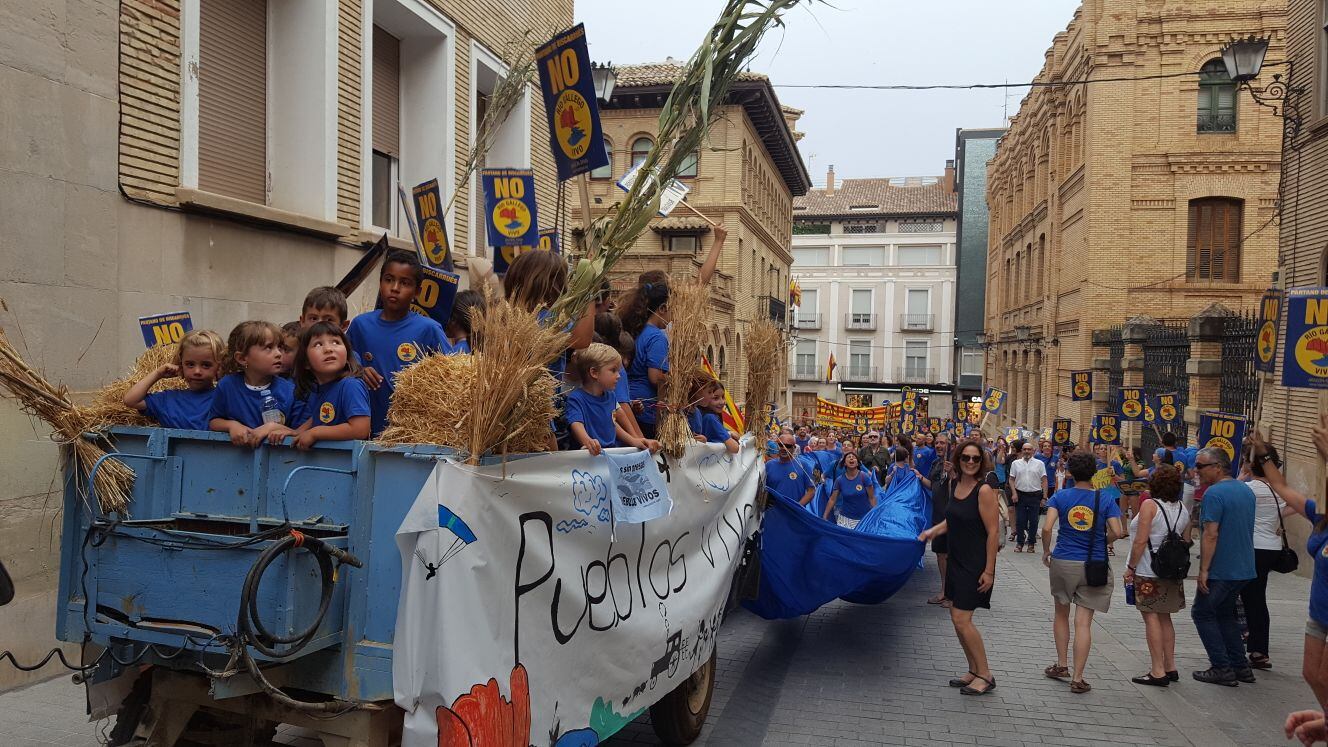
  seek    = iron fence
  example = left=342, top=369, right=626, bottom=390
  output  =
left=1220, top=310, right=1260, bottom=423
left=1140, top=322, right=1191, bottom=456
left=1106, top=327, right=1123, bottom=415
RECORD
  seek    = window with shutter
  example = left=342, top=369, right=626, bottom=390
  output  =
left=1187, top=197, right=1243, bottom=282
left=198, top=0, right=267, bottom=204
left=371, top=26, right=401, bottom=230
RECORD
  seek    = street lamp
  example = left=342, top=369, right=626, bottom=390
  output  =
left=591, top=62, right=618, bottom=104
left=975, top=331, right=990, bottom=347
left=1220, top=35, right=1268, bottom=83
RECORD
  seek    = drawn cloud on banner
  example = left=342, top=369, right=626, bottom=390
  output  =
left=697, top=452, right=734, bottom=492
left=571, top=469, right=610, bottom=523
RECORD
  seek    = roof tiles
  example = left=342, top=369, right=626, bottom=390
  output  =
left=793, top=178, right=957, bottom=218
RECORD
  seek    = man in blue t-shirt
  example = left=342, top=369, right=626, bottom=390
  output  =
left=766, top=434, right=815, bottom=506
left=1191, top=446, right=1257, bottom=687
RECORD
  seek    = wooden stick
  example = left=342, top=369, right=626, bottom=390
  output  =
left=681, top=199, right=721, bottom=227
left=397, top=183, right=426, bottom=260
left=577, top=174, right=595, bottom=259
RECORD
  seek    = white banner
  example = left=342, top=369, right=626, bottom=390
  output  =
left=393, top=442, right=762, bottom=746
left=616, top=162, right=692, bottom=217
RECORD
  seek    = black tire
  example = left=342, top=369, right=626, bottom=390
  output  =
left=648, top=646, right=716, bottom=746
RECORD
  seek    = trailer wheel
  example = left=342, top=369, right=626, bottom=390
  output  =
left=648, top=647, right=716, bottom=746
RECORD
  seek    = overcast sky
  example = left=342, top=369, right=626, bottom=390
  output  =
left=576, top=0, right=1082, bottom=184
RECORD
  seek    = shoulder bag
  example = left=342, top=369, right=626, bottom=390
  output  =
left=1268, top=482, right=1300, bottom=574
left=1085, top=489, right=1110, bottom=587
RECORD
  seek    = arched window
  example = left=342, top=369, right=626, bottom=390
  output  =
left=630, top=136, right=653, bottom=170
left=678, top=150, right=699, bottom=178
left=590, top=137, right=613, bottom=179
left=1187, top=197, right=1243, bottom=282
left=718, top=346, right=726, bottom=373
left=707, top=345, right=715, bottom=364
left=1198, top=59, right=1236, bottom=133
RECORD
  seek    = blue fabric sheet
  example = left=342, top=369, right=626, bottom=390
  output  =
left=745, top=466, right=930, bottom=619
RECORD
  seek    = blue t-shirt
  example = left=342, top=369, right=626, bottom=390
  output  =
left=444, top=338, right=471, bottom=356
left=698, top=412, right=730, bottom=444
left=144, top=388, right=216, bottom=431
left=298, top=376, right=371, bottom=431
left=1035, top=453, right=1055, bottom=474
left=347, top=310, right=447, bottom=436
left=1305, top=500, right=1328, bottom=626
left=833, top=470, right=873, bottom=520
left=627, top=324, right=669, bottom=425
left=564, top=388, right=619, bottom=448
left=914, top=446, right=936, bottom=477
left=1200, top=479, right=1257, bottom=581
left=1048, top=486, right=1122, bottom=562
left=613, top=371, right=631, bottom=405
left=795, top=436, right=810, bottom=452
left=765, top=458, right=814, bottom=504
left=686, top=408, right=703, bottom=434
left=207, top=374, right=295, bottom=429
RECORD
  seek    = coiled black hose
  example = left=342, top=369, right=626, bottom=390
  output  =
left=236, top=530, right=360, bottom=660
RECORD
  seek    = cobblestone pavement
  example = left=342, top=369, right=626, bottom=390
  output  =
left=0, top=540, right=1315, bottom=746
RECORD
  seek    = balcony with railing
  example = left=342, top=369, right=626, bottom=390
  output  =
left=794, top=312, right=821, bottom=330
left=791, top=361, right=821, bottom=381
left=763, top=296, right=788, bottom=327
left=899, top=313, right=935, bottom=332
left=842, top=365, right=879, bottom=383
left=844, top=313, right=877, bottom=331
left=896, top=366, right=936, bottom=384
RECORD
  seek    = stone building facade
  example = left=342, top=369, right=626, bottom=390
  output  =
left=0, top=0, right=571, bottom=690
left=1257, top=0, right=1328, bottom=509
left=788, top=168, right=959, bottom=421
left=575, top=61, right=810, bottom=404
left=984, top=0, right=1286, bottom=431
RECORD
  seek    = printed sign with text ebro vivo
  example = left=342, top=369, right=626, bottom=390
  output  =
left=536, top=24, right=610, bottom=181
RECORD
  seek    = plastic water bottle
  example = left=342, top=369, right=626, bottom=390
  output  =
left=260, top=389, right=284, bottom=425
left=1125, top=580, right=1136, bottom=606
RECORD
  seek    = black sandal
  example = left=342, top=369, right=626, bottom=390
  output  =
left=948, top=671, right=976, bottom=688
left=960, top=674, right=995, bottom=695
left=1131, top=673, right=1170, bottom=687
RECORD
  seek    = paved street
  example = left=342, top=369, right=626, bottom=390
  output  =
left=0, top=538, right=1313, bottom=746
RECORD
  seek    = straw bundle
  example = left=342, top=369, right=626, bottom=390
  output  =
left=656, top=282, right=711, bottom=458
left=78, top=344, right=187, bottom=429
left=743, top=319, right=783, bottom=435
left=552, top=0, right=808, bottom=325
left=0, top=322, right=134, bottom=514
left=380, top=297, right=566, bottom=461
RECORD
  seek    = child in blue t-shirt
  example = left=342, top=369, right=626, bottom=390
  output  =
left=822, top=451, right=876, bottom=527
left=209, top=321, right=295, bottom=447
left=565, top=343, right=660, bottom=455
left=123, top=329, right=226, bottom=430
left=346, top=250, right=448, bottom=437
left=264, top=322, right=371, bottom=449
left=687, top=378, right=739, bottom=454
left=443, top=290, right=484, bottom=356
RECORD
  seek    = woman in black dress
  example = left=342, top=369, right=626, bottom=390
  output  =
left=919, top=438, right=1001, bottom=695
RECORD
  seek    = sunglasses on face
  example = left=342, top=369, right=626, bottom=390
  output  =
left=958, top=454, right=982, bottom=463
left=1195, top=461, right=1218, bottom=470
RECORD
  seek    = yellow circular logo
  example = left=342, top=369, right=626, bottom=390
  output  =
left=1293, top=326, right=1328, bottom=378
left=1122, top=400, right=1141, bottom=418
left=1073, top=382, right=1090, bottom=399
left=554, top=89, right=593, bottom=160
left=1054, top=427, right=1069, bottom=443
left=397, top=342, right=419, bottom=363
left=1143, top=404, right=1156, bottom=421
left=1099, top=424, right=1118, bottom=443
left=984, top=394, right=1001, bottom=410
left=902, top=398, right=915, bottom=413
left=1205, top=435, right=1235, bottom=463
left=492, top=198, right=532, bottom=240
left=788, top=472, right=798, bottom=481
left=855, top=484, right=863, bottom=492
left=319, top=402, right=335, bottom=424
left=1067, top=505, right=1095, bottom=531
left=930, top=421, right=942, bottom=434
left=1091, top=467, right=1115, bottom=489
left=1257, top=321, right=1277, bottom=364
left=421, top=218, right=448, bottom=266
left=1160, top=404, right=1177, bottom=422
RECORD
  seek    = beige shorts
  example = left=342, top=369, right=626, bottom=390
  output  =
left=1049, top=558, right=1113, bottom=613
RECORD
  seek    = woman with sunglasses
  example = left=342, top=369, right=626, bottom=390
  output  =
left=919, top=439, right=1001, bottom=695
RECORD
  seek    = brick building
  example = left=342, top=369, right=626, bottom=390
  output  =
left=984, top=0, right=1286, bottom=431
left=0, top=0, right=571, bottom=690
left=576, top=61, right=811, bottom=404
left=1257, top=0, right=1328, bottom=508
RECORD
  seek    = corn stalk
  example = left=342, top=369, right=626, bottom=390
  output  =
left=552, top=0, right=808, bottom=325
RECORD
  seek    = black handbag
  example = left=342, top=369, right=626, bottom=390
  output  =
left=0, top=559, right=13, bottom=607
left=1269, top=483, right=1300, bottom=574
left=1084, top=489, right=1110, bottom=587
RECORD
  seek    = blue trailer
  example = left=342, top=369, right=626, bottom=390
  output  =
left=54, top=427, right=725, bottom=746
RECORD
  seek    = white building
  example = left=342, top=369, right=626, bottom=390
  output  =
left=788, top=164, right=959, bottom=425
